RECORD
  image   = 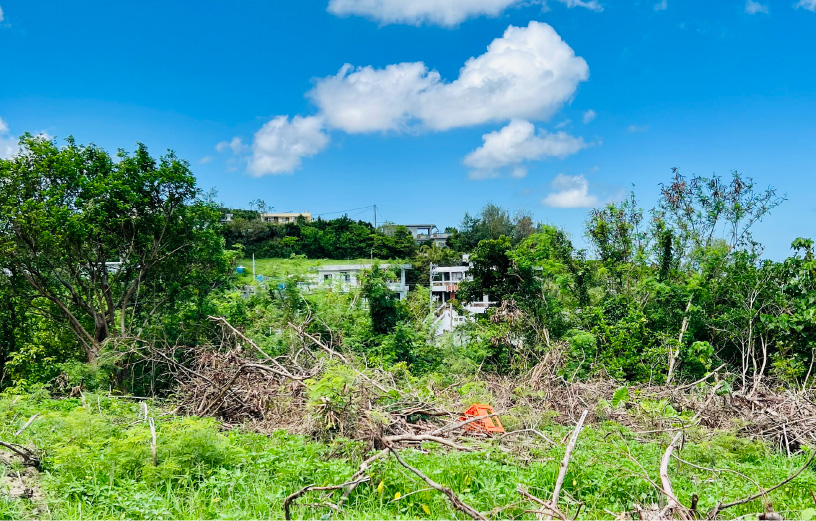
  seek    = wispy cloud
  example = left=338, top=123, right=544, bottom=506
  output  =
left=555, top=0, right=603, bottom=12
left=327, top=0, right=602, bottom=26
left=627, top=124, right=649, bottom=133
left=583, top=109, right=597, bottom=124
left=795, top=0, right=816, bottom=10
left=745, top=0, right=769, bottom=14
left=654, top=0, right=668, bottom=11
left=0, top=117, right=19, bottom=159
left=327, top=0, right=523, bottom=26
left=215, top=136, right=248, bottom=155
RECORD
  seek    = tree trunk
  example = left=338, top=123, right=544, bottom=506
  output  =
left=88, top=312, right=110, bottom=364
left=666, top=297, right=692, bottom=384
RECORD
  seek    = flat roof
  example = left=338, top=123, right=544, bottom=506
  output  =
left=316, top=263, right=412, bottom=271
left=434, top=265, right=469, bottom=272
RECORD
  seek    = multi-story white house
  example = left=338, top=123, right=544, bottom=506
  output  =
left=260, top=212, right=312, bottom=224
left=405, top=224, right=450, bottom=247
left=430, top=262, right=495, bottom=335
left=382, top=224, right=450, bottom=247
left=431, top=265, right=470, bottom=304
left=314, top=263, right=412, bottom=300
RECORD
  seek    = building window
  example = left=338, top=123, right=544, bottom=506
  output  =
left=340, top=272, right=350, bottom=283
left=324, top=274, right=332, bottom=281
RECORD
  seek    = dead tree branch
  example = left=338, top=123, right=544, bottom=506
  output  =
left=14, top=413, right=39, bottom=436
left=336, top=448, right=390, bottom=509
left=283, top=478, right=368, bottom=520
left=517, top=485, right=567, bottom=521
left=431, top=412, right=503, bottom=436
left=548, top=409, right=587, bottom=520
left=0, top=440, right=40, bottom=468
left=387, top=446, right=487, bottom=521
left=707, top=449, right=816, bottom=519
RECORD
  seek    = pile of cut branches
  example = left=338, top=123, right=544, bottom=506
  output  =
left=127, top=316, right=816, bottom=520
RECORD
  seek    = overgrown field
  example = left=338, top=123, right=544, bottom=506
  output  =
left=3, top=389, right=816, bottom=520
left=5, top=140, right=816, bottom=520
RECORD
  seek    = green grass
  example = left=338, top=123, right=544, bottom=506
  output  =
left=234, top=258, right=388, bottom=285
left=2, top=391, right=816, bottom=520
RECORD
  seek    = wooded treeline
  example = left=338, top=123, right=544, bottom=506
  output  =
left=0, top=135, right=814, bottom=396
left=221, top=214, right=419, bottom=259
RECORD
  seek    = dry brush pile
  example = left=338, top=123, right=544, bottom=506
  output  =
left=130, top=316, right=816, bottom=520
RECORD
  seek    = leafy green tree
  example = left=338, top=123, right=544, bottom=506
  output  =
left=585, top=192, right=646, bottom=293
left=458, top=236, right=534, bottom=306
left=709, top=251, right=782, bottom=392
left=761, top=238, right=816, bottom=387
left=0, top=135, right=230, bottom=362
left=512, top=227, right=589, bottom=309
left=447, top=204, right=516, bottom=251
left=655, top=169, right=785, bottom=265
left=360, top=265, right=404, bottom=335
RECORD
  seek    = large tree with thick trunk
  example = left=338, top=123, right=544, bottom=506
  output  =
left=0, top=135, right=229, bottom=363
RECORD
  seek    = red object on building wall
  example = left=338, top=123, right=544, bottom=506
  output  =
left=460, top=403, right=505, bottom=433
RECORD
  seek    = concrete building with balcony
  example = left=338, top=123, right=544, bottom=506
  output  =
left=431, top=265, right=470, bottom=303
left=382, top=224, right=450, bottom=247
left=313, top=263, right=412, bottom=300
left=260, top=212, right=312, bottom=224
left=429, top=262, right=496, bottom=335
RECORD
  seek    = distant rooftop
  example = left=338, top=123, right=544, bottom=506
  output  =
left=315, top=263, right=412, bottom=271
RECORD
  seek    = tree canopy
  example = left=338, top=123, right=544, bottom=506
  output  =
left=0, top=135, right=230, bottom=362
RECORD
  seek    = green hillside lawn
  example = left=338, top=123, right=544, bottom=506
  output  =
left=234, top=258, right=390, bottom=286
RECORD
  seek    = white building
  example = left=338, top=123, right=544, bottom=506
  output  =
left=382, top=224, right=450, bottom=247
left=314, top=263, right=412, bottom=300
left=432, top=297, right=493, bottom=337
left=431, top=265, right=469, bottom=303
left=260, top=212, right=312, bottom=224
left=430, top=262, right=495, bottom=335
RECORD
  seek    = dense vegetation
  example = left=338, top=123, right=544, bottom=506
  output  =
left=2, top=136, right=815, bottom=520
left=222, top=213, right=418, bottom=260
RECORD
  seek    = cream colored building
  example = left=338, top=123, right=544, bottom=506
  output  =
left=260, top=212, right=312, bottom=224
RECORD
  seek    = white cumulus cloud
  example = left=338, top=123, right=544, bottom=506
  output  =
left=308, top=62, right=438, bottom=133
left=326, top=0, right=523, bottom=26
left=464, top=119, right=587, bottom=176
left=245, top=116, right=329, bottom=176
left=583, top=109, right=596, bottom=123
left=795, top=0, right=816, bottom=10
left=310, top=21, right=589, bottom=133
left=542, top=174, right=600, bottom=208
left=745, top=0, right=769, bottom=14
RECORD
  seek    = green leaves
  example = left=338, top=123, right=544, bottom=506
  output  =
left=0, top=135, right=229, bottom=363
left=611, top=386, right=629, bottom=407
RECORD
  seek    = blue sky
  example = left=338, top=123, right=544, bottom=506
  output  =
left=1, top=0, right=815, bottom=258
